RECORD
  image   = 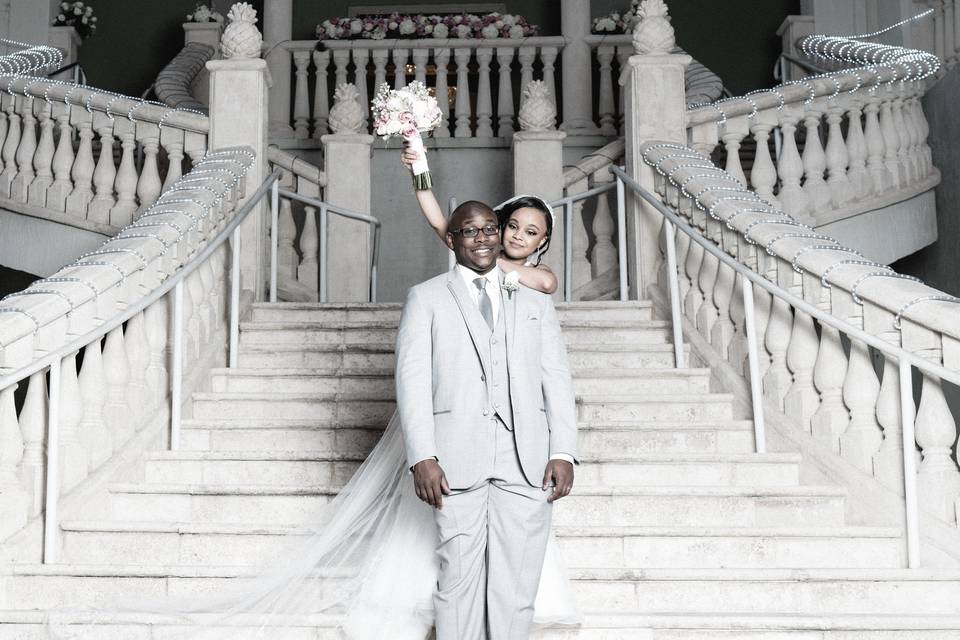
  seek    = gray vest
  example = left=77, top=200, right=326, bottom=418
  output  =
left=486, top=309, right=513, bottom=430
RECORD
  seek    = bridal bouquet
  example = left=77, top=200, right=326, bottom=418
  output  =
left=371, top=81, right=442, bottom=190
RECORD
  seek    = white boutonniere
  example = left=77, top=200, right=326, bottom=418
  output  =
left=503, top=271, right=521, bottom=298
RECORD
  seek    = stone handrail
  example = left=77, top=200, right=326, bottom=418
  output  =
left=0, top=147, right=256, bottom=546
left=153, top=41, right=216, bottom=113
left=277, top=36, right=567, bottom=140
left=0, top=77, right=210, bottom=237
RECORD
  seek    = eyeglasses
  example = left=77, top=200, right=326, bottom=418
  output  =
left=449, top=225, right=500, bottom=238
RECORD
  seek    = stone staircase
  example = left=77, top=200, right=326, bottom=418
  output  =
left=2, top=301, right=960, bottom=638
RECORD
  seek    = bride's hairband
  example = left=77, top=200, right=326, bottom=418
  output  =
left=493, top=194, right=556, bottom=228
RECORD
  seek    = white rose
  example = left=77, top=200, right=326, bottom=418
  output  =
left=508, top=25, right=523, bottom=39
left=452, top=15, right=462, bottom=24
left=73, top=6, right=82, bottom=15
left=455, top=24, right=471, bottom=38
left=611, top=12, right=620, bottom=20
left=60, top=2, right=68, bottom=9
left=398, top=18, right=416, bottom=35
left=350, top=19, right=362, bottom=33
left=388, top=20, right=398, bottom=30
left=481, top=24, right=499, bottom=39
left=502, top=14, right=516, bottom=26
left=385, top=119, right=402, bottom=135
left=81, top=15, right=87, bottom=23
left=432, top=23, right=448, bottom=38
left=57, top=13, right=66, bottom=21
left=424, top=24, right=433, bottom=34
left=495, top=20, right=503, bottom=28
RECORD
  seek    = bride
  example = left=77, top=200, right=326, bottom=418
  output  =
left=50, top=152, right=580, bottom=640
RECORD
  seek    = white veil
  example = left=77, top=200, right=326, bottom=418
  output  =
left=47, top=412, right=580, bottom=639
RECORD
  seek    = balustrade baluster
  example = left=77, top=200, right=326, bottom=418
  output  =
left=763, top=295, right=793, bottom=410
left=65, top=118, right=94, bottom=215
left=59, top=351, right=88, bottom=493
left=111, top=121, right=138, bottom=227
left=750, top=111, right=780, bottom=209
left=783, top=270, right=821, bottom=428
left=28, top=102, right=54, bottom=206
left=19, top=372, right=46, bottom=517
left=392, top=48, right=408, bottom=89
left=496, top=46, right=516, bottom=137
left=683, top=225, right=705, bottom=322
left=824, top=101, right=851, bottom=208
left=518, top=46, right=535, bottom=108
left=617, top=47, right=630, bottom=134
left=87, top=116, right=116, bottom=224
left=844, top=98, right=868, bottom=199
left=727, top=267, right=747, bottom=374
left=540, top=46, right=558, bottom=111
left=103, top=326, right=133, bottom=446
left=161, top=136, right=184, bottom=193
left=775, top=107, right=809, bottom=219
left=352, top=48, right=371, bottom=130
left=0, top=382, right=28, bottom=537
left=591, top=167, right=617, bottom=277
left=0, top=94, right=21, bottom=197
left=721, top=117, right=749, bottom=187
left=596, top=45, right=617, bottom=135
left=78, top=337, right=111, bottom=470
left=145, top=298, right=169, bottom=407
left=891, top=91, right=912, bottom=185
left=862, top=93, right=886, bottom=196
left=313, top=49, right=331, bottom=138
left=915, top=84, right=932, bottom=175
left=695, top=221, right=721, bottom=338
left=199, top=260, right=217, bottom=341
left=411, top=47, right=427, bottom=85
left=125, top=311, right=152, bottom=420
left=433, top=48, right=451, bottom=138
left=454, top=48, right=472, bottom=138
left=48, top=110, right=74, bottom=212
left=10, top=96, right=35, bottom=202
left=711, top=259, right=736, bottom=358
left=299, top=204, right=319, bottom=294
left=565, top=178, right=590, bottom=294
left=748, top=252, right=774, bottom=381
left=278, top=182, right=298, bottom=283
left=867, top=301, right=907, bottom=491
left=916, top=372, right=960, bottom=523
left=187, top=268, right=207, bottom=352
left=839, top=337, right=883, bottom=473
left=899, top=84, right=920, bottom=183
left=801, top=103, right=831, bottom=212
left=810, top=324, right=849, bottom=451
left=136, top=131, right=162, bottom=214
left=475, top=47, right=494, bottom=138
left=878, top=89, right=902, bottom=190
left=292, top=50, right=311, bottom=139
left=333, top=49, right=350, bottom=90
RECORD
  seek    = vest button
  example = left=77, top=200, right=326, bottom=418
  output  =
left=482, top=409, right=489, bottom=416
left=491, top=338, right=497, bottom=344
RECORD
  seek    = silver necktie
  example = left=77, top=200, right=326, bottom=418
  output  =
left=473, top=277, right=494, bottom=330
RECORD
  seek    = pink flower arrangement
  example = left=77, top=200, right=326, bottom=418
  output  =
left=316, top=12, right=538, bottom=41
left=591, top=0, right=641, bottom=34
left=371, top=81, right=443, bottom=189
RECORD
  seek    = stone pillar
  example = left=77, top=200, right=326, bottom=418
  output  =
left=321, top=133, right=374, bottom=301
left=207, top=57, right=270, bottom=301
left=776, top=15, right=814, bottom=82
left=622, top=0, right=690, bottom=299
left=513, top=129, right=566, bottom=299
left=263, top=0, right=293, bottom=137
left=184, top=21, right=223, bottom=49
left=47, top=26, right=81, bottom=67
left=559, top=0, right=599, bottom=134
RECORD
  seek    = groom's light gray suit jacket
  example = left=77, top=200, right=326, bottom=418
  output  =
left=395, top=267, right=578, bottom=489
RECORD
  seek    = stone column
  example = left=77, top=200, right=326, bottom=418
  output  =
left=47, top=26, right=81, bottom=67
left=559, top=0, right=598, bottom=134
left=263, top=0, right=293, bottom=137
left=207, top=57, right=270, bottom=301
left=184, top=21, right=223, bottom=49
left=514, top=80, right=566, bottom=300
left=622, top=0, right=690, bottom=299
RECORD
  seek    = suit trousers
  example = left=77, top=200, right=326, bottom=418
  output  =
left=432, top=417, right=553, bottom=640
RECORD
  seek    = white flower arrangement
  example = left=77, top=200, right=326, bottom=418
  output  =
left=186, top=3, right=225, bottom=23
left=371, top=81, right=443, bottom=189
left=53, top=1, right=97, bottom=38
left=591, top=0, right=641, bottom=34
left=316, top=11, right=538, bottom=41
left=502, top=271, right=521, bottom=297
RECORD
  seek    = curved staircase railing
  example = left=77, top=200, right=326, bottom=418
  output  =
left=153, top=41, right=216, bottom=113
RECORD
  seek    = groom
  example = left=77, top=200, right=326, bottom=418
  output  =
left=395, top=200, right=578, bottom=639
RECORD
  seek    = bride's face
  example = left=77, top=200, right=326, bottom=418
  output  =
left=502, top=207, right=549, bottom=260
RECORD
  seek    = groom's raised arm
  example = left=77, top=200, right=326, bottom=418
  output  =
left=539, top=297, right=578, bottom=462
left=395, top=286, right=437, bottom=469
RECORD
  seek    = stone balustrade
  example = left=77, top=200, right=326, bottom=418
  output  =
left=153, top=41, right=216, bottom=113
left=278, top=36, right=566, bottom=140
left=685, top=64, right=937, bottom=228
left=642, top=138, right=960, bottom=527
left=0, top=77, right=210, bottom=237
left=0, top=147, right=255, bottom=542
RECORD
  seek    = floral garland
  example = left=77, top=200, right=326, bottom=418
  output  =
left=186, top=3, right=224, bottom=24
left=53, top=1, right=97, bottom=39
left=591, top=0, right=641, bottom=34
left=316, top=12, right=538, bottom=41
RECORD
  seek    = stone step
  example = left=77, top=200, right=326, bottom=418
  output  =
left=56, top=519, right=902, bottom=570
left=236, top=342, right=689, bottom=370
left=238, top=320, right=673, bottom=347
left=140, top=450, right=800, bottom=488
left=178, top=420, right=759, bottom=456
left=208, top=367, right=713, bottom=396
left=3, top=610, right=960, bottom=639
left=97, top=483, right=847, bottom=527
left=578, top=394, right=736, bottom=423
left=6, top=565, right=959, bottom=615
left=191, top=392, right=734, bottom=425
left=249, top=300, right=655, bottom=324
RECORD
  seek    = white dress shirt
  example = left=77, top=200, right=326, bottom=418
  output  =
left=454, top=264, right=574, bottom=467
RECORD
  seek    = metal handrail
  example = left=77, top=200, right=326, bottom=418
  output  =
left=276, top=188, right=382, bottom=303
left=550, top=181, right=619, bottom=302
left=0, top=168, right=281, bottom=563
left=610, top=162, right=960, bottom=569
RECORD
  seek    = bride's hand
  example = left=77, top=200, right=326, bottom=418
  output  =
left=400, top=141, right=422, bottom=171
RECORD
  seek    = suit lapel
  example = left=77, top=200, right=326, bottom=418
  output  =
left=446, top=268, right=491, bottom=375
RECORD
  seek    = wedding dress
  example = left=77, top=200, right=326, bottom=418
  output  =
left=49, top=412, right=581, bottom=640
